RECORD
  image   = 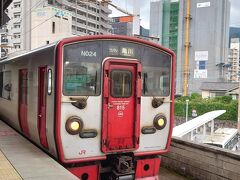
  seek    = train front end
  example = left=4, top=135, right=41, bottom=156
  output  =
left=55, top=36, right=175, bottom=179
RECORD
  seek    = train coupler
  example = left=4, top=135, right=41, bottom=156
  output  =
left=110, top=155, right=135, bottom=179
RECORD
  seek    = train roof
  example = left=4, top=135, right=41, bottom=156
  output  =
left=0, top=42, right=58, bottom=64
left=0, top=35, right=175, bottom=64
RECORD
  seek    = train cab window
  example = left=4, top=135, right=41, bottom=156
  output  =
left=141, top=48, right=171, bottom=97
left=63, top=41, right=101, bottom=96
left=142, top=70, right=170, bottom=96
left=111, top=70, right=132, bottom=98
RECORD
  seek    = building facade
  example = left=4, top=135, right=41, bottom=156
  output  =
left=227, top=38, right=240, bottom=82
left=111, top=16, right=133, bottom=36
left=150, top=0, right=179, bottom=53
left=1, top=0, right=111, bottom=58
left=31, top=7, right=72, bottom=50
left=49, top=0, right=111, bottom=36
left=150, top=0, right=230, bottom=94
left=149, top=0, right=163, bottom=43
left=111, top=16, right=150, bottom=41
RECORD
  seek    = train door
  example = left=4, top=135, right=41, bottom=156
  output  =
left=102, top=59, right=141, bottom=153
left=18, top=69, right=30, bottom=137
left=38, top=66, right=48, bottom=149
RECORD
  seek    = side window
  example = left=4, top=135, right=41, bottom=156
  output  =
left=1, top=71, right=12, bottom=100
left=19, top=70, right=28, bottom=104
left=0, top=72, right=3, bottom=97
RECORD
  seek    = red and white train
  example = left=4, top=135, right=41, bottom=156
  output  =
left=0, top=35, right=175, bottom=179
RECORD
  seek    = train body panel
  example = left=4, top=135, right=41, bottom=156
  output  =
left=0, top=44, right=58, bottom=157
left=137, top=97, right=171, bottom=153
left=61, top=96, right=104, bottom=159
left=0, top=35, right=176, bottom=179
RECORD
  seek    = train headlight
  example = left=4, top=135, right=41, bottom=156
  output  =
left=153, top=114, right=167, bottom=130
left=65, top=116, right=83, bottom=135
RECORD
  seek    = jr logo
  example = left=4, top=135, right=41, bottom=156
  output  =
left=79, top=150, right=86, bottom=155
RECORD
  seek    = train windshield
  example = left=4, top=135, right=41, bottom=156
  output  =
left=63, top=42, right=102, bottom=96
left=63, top=40, right=171, bottom=96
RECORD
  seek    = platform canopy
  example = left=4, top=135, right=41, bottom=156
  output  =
left=172, top=110, right=226, bottom=137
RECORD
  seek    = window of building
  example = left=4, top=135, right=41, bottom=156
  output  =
left=13, top=33, right=20, bottom=39
left=87, top=30, right=95, bottom=35
left=88, top=6, right=96, bottom=12
left=88, top=22, right=96, bottom=28
left=88, top=14, right=96, bottom=20
left=52, top=22, right=55, bottom=34
left=13, top=2, right=21, bottom=8
left=77, top=10, right=86, bottom=17
left=77, top=27, right=86, bottom=33
left=14, top=44, right=21, bottom=49
left=14, top=12, right=21, bottom=18
left=77, top=18, right=86, bottom=25
left=13, top=23, right=20, bottom=29
left=0, top=71, right=12, bottom=100
left=65, top=6, right=75, bottom=12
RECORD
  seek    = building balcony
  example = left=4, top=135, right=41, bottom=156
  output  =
left=63, top=0, right=99, bottom=17
left=100, top=21, right=111, bottom=29
left=100, top=13, right=111, bottom=22
left=12, top=28, right=21, bottom=33
left=73, top=21, right=97, bottom=33
left=14, top=0, right=21, bottom=3
left=100, top=5, right=111, bottom=14
left=13, top=7, right=21, bottom=13
left=13, top=38, right=21, bottom=44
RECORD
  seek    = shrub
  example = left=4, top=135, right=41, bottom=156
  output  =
left=190, top=93, right=202, bottom=101
left=174, top=96, right=237, bottom=121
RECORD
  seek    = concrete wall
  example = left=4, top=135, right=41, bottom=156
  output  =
left=161, top=137, right=240, bottom=180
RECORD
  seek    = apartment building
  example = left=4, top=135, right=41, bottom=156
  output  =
left=0, top=0, right=111, bottom=58
left=150, top=0, right=230, bottom=94
left=228, top=38, right=240, bottom=82
left=49, top=0, right=112, bottom=36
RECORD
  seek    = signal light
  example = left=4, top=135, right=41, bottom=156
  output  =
left=65, top=116, right=83, bottom=135
left=153, top=114, right=167, bottom=130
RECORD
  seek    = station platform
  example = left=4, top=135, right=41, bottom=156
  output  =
left=0, top=120, right=189, bottom=180
left=0, top=120, right=77, bottom=180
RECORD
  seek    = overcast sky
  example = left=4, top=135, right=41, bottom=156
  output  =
left=110, top=0, right=240, bottom=29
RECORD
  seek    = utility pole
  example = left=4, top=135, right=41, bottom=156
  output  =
left=183, top=0, right=191, bottom=96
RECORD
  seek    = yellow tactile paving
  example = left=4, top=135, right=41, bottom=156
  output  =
left=0, top=150, right=22, bottom=180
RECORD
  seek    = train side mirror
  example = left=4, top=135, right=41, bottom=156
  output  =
left=4, top=83, right=12, bottom=92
